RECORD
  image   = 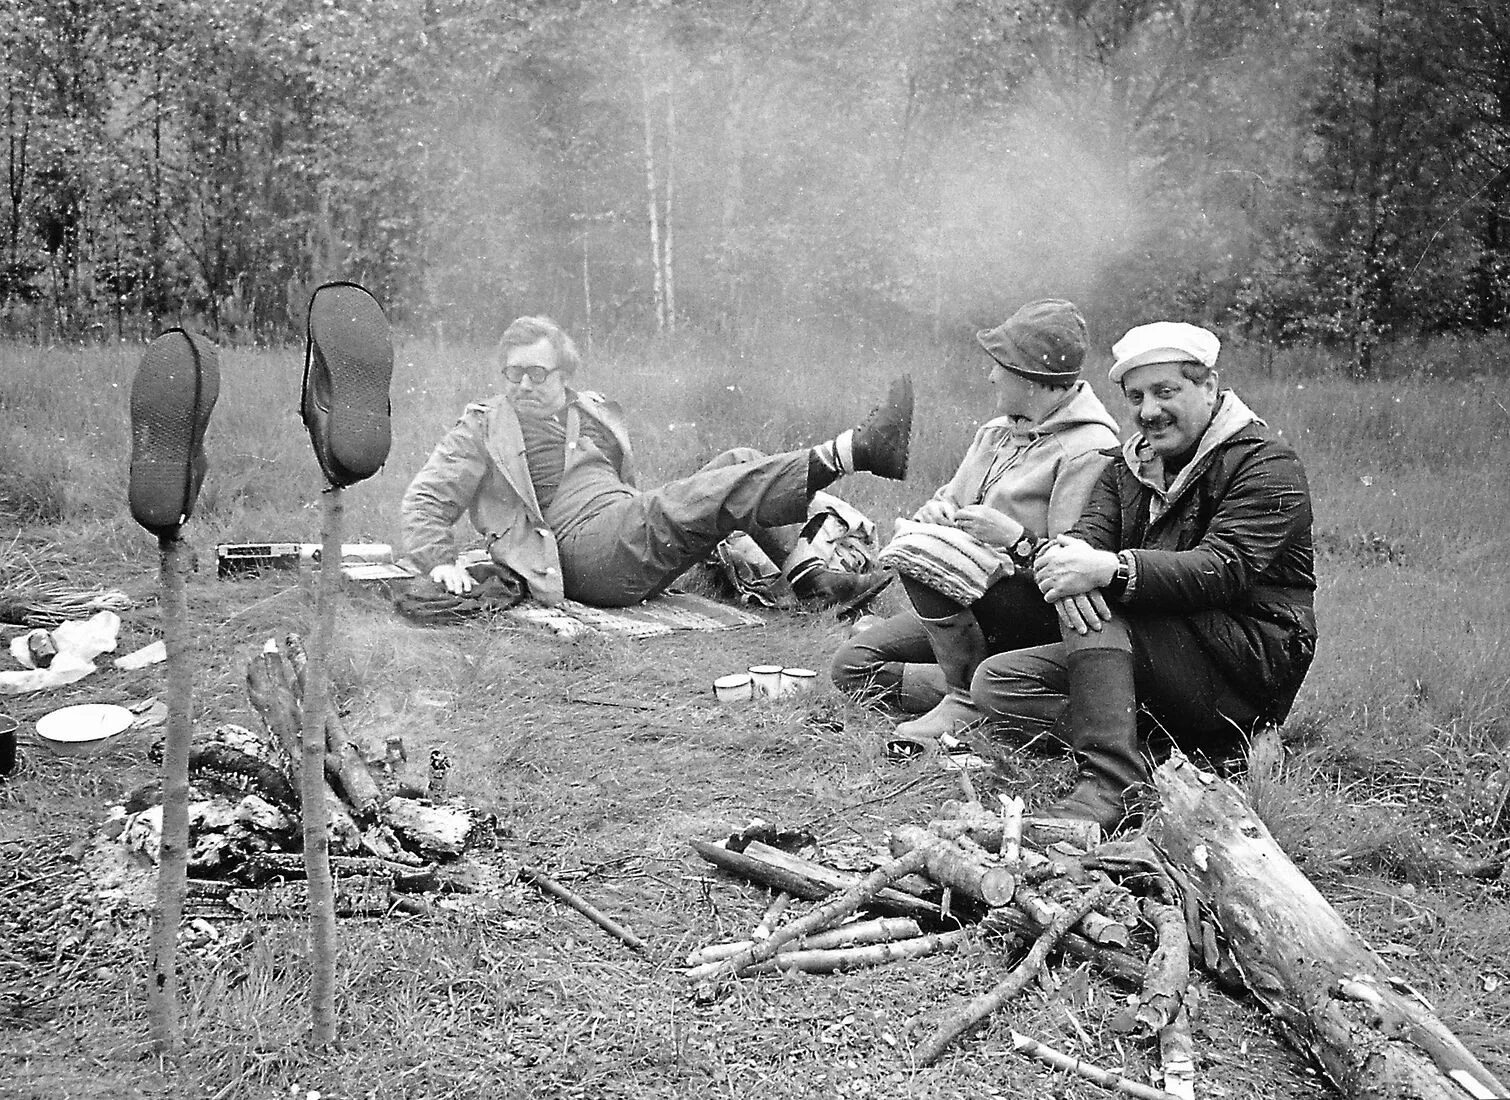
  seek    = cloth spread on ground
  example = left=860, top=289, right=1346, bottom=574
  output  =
left=501, top=590, right=764, bottom=639
left=878, top=518, right=1009, bottom=607
left=393, top=564, right=529, bottom=625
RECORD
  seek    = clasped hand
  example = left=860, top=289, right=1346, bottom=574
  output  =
left=1034, top=535, right=1119, bottom=636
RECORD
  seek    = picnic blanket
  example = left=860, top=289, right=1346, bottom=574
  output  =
left=501, top=590, right=765, bottom=639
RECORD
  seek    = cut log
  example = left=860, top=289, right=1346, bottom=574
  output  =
left=689, top=838, right=941, bottom=922
left=1149, top=754, right=1508, bottom=1100
left=978, top=903, right=1146, bottom=988
left=889, top=825, right=1016, bottom=906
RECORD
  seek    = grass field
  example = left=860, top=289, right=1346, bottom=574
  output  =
left=1, top=328, right=1508, bottom=1099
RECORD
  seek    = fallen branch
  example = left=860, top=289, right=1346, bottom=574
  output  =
left=1015, top=883, right=1129, bottom=949
left=915, top=880, right=1110, bottom=1064
left=519, top=866, right=645, bottom=952
left=1159, top=1001, right=1197, bottom=1100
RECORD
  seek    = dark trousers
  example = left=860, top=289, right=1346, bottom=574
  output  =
left=830, top=573, right=1059, bottom=706
left=972, top=610, right=1266, bottom=755
left=554, top=447, right=810, bottom=607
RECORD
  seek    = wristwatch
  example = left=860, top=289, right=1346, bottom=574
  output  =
left=1106, top=552, right=1132, bottom=599
left=1006, top=530, right=1040, bottom=566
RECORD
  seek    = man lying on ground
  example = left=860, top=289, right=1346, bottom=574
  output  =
left=398, top=315, right=911, bottom=608
left=829, top=299, right=1119, bottom=738
left=974, top=321, right=1317, bottom=832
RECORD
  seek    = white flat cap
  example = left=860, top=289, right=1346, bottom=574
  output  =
left=1109, top=322, right=1221, bottom=384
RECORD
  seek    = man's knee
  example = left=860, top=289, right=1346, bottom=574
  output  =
left=703, top=446, right=767, bottom=472
left=830, top=635, right=886, bottom=693
left=972, top=646, right=1066, bottom=718
left=1060, top=612, right=1133, bottom=654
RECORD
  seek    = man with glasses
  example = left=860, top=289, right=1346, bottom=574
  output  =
left=399, top=315, right=912, bottom=608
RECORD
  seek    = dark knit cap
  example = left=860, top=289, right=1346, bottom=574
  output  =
left=975, top=299, right=1089, bottom=382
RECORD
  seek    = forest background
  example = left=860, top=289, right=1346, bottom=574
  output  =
left=3, top=0, right=1508, bottom=374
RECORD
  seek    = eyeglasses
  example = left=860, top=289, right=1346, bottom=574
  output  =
left=502, top=365, right=561, bottom=385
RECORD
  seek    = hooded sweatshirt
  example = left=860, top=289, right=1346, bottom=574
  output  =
left=928, top=379, right=1121, bottom=540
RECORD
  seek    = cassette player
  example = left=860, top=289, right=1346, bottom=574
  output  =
left=215, top=542, right=393, bottom=578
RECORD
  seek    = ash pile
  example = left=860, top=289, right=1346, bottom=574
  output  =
left=90, top=633, right=504, bottom=921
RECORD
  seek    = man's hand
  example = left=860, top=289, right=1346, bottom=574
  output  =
left=1034, top=535, right=1120, bottom=602
left=430, top=561, right=475, bottom=595
left=952, top=505, right=1025, bottom=549
left=1054, top=592, right=1113, bottom=635
left=913, top=497, right=957, bottom=525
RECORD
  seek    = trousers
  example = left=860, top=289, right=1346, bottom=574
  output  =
left=829, top=573, right=1058, bottom=707
left=972, top=611, right=1266, bottom=755
left=553, top=447, right=811, bottom=607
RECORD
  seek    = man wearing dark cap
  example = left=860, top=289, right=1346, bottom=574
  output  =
left=830, top=299, right=1119, bottom=739
left=400, top=316, right=913, bottom=608
left=974, top=321, right=1317, bottom=834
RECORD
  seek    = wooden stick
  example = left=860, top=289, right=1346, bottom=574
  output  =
left=889, top=825, right=1016, bottom=906
left=1016, top=884, right=1129, bottom=948
left=999, top=795, right=1024, bottom=863
left=519, top=866, right=646, bottom=952
left=1159, top=1001, right=1197, bottom=1100
left=300, top=486, right=343, bottom=1045
left=915, top=880, right=1108, bottom=1064
left=1135, top=898, right=1191, bottom=1034
left=1000, top=1028, right=1181, bottom=1100
left=686, top=917, right=923, bottom=968
left=978, top=903, right=1146, bottom=988
left=741, top=928, right=969, bottom=976
left=147, top=536, right=190, bottom=1055
left=700, top=849, right=930, bottom=988
left=751, top=890, right=790, bottom=941
left=689, top=838, right=939, bottom=921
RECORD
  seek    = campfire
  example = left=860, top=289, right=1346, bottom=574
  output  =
left=95, top=633, right=499, bottom=919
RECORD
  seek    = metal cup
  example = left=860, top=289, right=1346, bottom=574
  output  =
left=713, top=673, right=753, bottom=703
left=779, top=667, right=817, bottom=696
left=747, top=665, right=784, bottom=698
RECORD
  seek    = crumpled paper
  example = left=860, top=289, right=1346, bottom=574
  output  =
left=1, top=611, right=121, bottom=695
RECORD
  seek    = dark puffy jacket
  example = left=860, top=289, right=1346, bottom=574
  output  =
left=1072, top=418, right=1317, bottom=724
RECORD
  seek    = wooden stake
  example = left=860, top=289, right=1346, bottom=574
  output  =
left=147, top=536, right=190, bottom=1054
left=1159, top=1000, right=1197, bottom=1100
left=915, top=881, right=1109, bottom=1064
left=520, top=866, right=646, bottom=952
left=299, top=486, right=343, bottom=1045
left=999, top=795, right=1024, bottom=863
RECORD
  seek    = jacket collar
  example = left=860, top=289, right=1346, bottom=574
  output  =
left=1124, top=390, right=1263, bottom=522
left=979, top=380, right=1120, bottom=442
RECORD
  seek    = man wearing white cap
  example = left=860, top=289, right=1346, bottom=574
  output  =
left=972, top=321, right=1316, bottom=833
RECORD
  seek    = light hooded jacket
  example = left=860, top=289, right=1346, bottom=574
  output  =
left=1072, top=390, right=1317, bottom=722
left=928, top=380, right=1121, bottom=539
left=399, top=391, right=635, bottom=605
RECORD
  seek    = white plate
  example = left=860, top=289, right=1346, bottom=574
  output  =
left=36, top=703, right=134, bottom=745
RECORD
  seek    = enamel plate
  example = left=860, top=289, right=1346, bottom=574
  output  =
left=35, top=703, right=135, bottom=750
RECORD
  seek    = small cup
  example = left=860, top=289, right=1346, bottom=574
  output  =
left=779, top=667, right=817, bottom=697
left=747, top=665, right=784, bottom=698
left=713, top=673, right=753, bottom=704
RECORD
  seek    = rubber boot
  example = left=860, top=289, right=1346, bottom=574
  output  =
left=896, top=663, right=947, bottom=713
left=894, top=610, right=987, bottom=741
left=1037, top=647, right=1148, bottom=833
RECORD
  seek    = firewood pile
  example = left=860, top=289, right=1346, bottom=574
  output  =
left=688, top=758, right=1509, bottom=1100
left=93, top=633, right=498, bottom=920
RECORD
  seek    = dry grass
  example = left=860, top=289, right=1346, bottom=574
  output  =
left=1, top=331, right=1508, bottom=1099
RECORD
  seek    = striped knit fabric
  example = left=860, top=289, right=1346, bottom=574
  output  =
left=877, top=519, right=1010, bottom=606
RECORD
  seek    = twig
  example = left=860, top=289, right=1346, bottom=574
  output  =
left=751, top=890, right=790, bottom=940
left=996, top=1028, right=1181, bottom=1100
left=915, top=880, right=1109, bottom=1064
left=519, top=865, right=646, bottom=952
